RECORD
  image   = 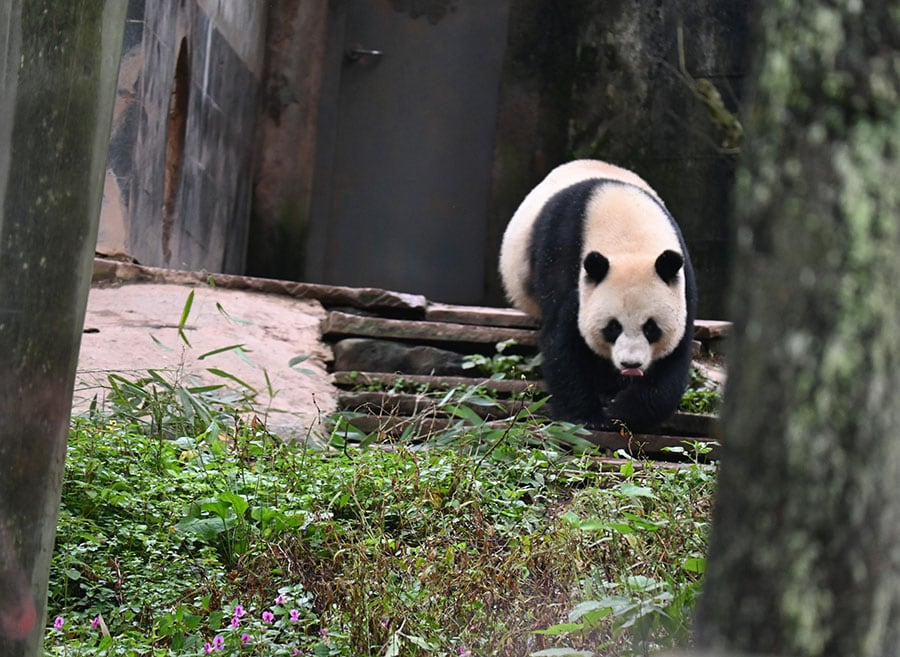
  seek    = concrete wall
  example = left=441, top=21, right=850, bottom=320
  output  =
left=486, top=0, right=750, bottom=318
left=246, top=0, right=328, bottom=282
left=99, top=0, right=266, bottom=274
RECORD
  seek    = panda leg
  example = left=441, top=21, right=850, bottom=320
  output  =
left=539, top=301, right=613, bottom=428
left=606, top=350, right=691, bottom=433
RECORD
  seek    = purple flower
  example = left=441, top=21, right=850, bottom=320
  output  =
left=204, top=642, right=213, bottom=654
left=262, top=610, right=275, bottom=624
left=289, top=609, right=300, bottom=623
left=91, top=616, right=101, bottom=630
left=459, top=646, right=472, bottom=657
left=275, top=594, right=287, bottom=605
left=241, top=633, right=251, bottom=645
left=230, top=615, right=241, bottom=629
left=213, top=636, right=225, bottom=651
left=53, top=616, right=64, bottom=631
left=233, top=604, right=245, bottom=618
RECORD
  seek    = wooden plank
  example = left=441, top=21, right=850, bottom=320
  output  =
left=331, top=371, right=545, bottom=394
left=337, top=390, right=715, bottom=437
left=587, top=457, right=716, bottom=473
left=321, top=311, right=538, bottom=346
left=92, top=258, right=429, bottom=313
left=664, top=412, right=717, bottom=437
left=694, top=319, right=731, bottom=340
left=425, top=303, right=539, bottom=329
left=425, top=305, right=727, bottom=343
left=336, top=415, right=719, bottom=459
left=333, top=374, right=715, bottom=434
left=337, top=391, right=533, bottom=421
left=582, top=429, right=720, bottom=459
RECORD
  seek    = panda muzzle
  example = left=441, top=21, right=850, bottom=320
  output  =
left=620, top=368, right=644, bottom=377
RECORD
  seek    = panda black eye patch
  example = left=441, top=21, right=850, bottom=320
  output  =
left=602, top=319, right=622, bottom=343
left=642, top=319, right=662, bottom=343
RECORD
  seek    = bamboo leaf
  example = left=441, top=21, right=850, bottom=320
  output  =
left=177, top=290, right=194, bottom=347
left=206, top=368, right=258, bottom=394
left=197, top=344, right=248, bottom=360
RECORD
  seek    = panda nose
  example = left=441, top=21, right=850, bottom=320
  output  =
left=621, top=361, right=642, bottom=370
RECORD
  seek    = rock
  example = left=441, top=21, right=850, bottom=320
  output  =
left=332, top=338, right=468, bottom=376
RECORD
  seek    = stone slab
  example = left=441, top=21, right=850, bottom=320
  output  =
left=76, top=282, right=337, bottom=437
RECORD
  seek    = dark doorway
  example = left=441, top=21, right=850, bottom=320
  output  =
left=305, top=0, right=511, bottom=304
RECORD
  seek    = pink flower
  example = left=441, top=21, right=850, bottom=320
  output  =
left=262, top=610, right=275, bottom=624
left=91, top=616, right=101, bottom=630
left=233, top=604, right=245, bottom=618
left=213, top=636, right=225, bottom=651
left=53, top=616, right=64, bottom=631
left=319, top=627, right=328, bottom=638
left=241, top=633, right=251, bottom=645
left=289, top=609, right=300, bottom=623
left=204, top=642, right=214, bottom=654
left=230, top=615, right=241, bottom=629
left=275, top=594, right=287, bottom=605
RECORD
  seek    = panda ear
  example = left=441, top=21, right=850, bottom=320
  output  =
left=583, top=251, right=609, bottom=284
left=655, top=250, right=684, bottom=285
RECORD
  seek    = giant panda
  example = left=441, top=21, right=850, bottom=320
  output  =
left=499, top=160, right=697, bottom=433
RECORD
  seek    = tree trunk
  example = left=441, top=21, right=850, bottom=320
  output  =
left=693, top=2, right=900, bottom=656
left=0, top=2, right=124, bottom=655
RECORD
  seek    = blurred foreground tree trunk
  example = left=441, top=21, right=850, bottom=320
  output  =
left=0, top=2, right=124, bottom=655
left=693, top=2, right=900, bottom=656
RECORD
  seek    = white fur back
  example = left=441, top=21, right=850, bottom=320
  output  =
left=581, top=184, right=679, bottom=259
left=499, top=160, right=664, bottom=318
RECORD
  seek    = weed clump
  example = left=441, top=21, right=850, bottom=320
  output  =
left=50, top=303, right=716, bottom=656
left=51, top=397, right=714, bottom=656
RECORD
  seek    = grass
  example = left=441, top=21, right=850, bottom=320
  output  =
left=47, top=392, right=715, bottom=657
left=47, top=303, right=717, bottom=656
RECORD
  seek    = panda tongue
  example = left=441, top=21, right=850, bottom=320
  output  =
left=620, top=368, right=644, bottom=377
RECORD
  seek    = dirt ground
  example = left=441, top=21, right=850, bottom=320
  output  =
left=74, top=283, right=337, bottom=438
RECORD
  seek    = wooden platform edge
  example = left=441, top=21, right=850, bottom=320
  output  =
left=336, top=388, right=716, bottom=438
left=335, top=414, right=719, bottom=459
left=322, top=311, right=539, bottom=346
left=331, top=370, right=544, bottom=394
left=91, top=258, right=429, bottom=313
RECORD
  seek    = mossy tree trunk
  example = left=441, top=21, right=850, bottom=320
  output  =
left=694, top=2, right=900, bottom=655
left=0, top=2, right=124, bottom=654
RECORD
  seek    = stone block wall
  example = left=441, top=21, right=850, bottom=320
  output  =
left=99, top=0, right=266, bottom=274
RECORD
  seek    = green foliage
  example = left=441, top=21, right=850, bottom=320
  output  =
left=533, top=460, right=715, bottom=656
left=679, top=367, right=722, bottom=415
left=49, top=406, right=714, bottom=656
left=50, top=316, right=714, bottom=656
left=462, top=339, right=542, bottom=379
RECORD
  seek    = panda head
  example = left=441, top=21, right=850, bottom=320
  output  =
left=577, top=249, right=687, bottom=376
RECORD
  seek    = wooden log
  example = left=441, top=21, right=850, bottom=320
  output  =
left=587, top=457, right=716, bottom=473
left=92, top=258, right=428, bottom=313
left=425, top=302, right=539, bottom=329
left=337, top=389, right=715, bottom=437
left=333, top=373, right=715, bottom=433
left=694, top=319, right=732, bottom=340
left=321, top=311, right=538, bottom=346
left=582, top=429, right=720, bottom=459
left=664, top=412, right=718, bottom=437
left=337, top=390, right=534, bottom=421
left=331, top=370, right=545, bottom=394
left=336, top=414, right=719, bottom=459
